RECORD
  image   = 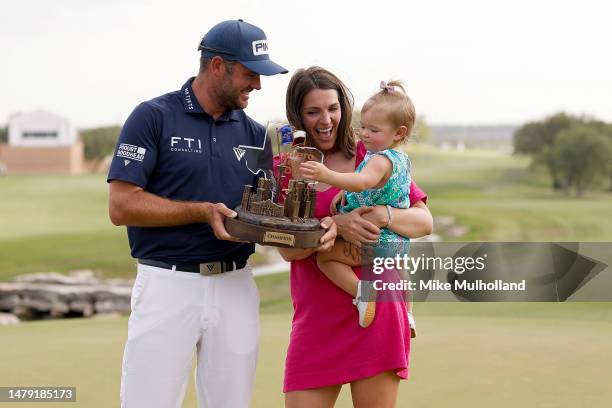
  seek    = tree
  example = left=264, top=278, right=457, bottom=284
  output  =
left=514, top=112, right=592, bottom=189
left=80, top=126, right=121, bottom=162
left=513, top=112, right=575, bottom=155
left=592, top=121, right=612, bottom=191
left=547, top=125, right=612, bottom=196
left=0, top=126, right=7, bottom=144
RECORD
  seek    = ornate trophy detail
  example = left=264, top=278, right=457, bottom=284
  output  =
left=224, top=125, right=325, bottom=248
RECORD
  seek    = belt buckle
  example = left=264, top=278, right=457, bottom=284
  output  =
left=199, top=262, right=222, bottom=275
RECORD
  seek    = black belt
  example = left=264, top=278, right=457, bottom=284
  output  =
left=138, top=259, right=247, bottom=275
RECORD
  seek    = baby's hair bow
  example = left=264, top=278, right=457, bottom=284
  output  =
left=380, top=81, right=394, bottom=93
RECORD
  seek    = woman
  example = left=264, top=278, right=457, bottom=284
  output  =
left=277, top=66, right=433, bottom=408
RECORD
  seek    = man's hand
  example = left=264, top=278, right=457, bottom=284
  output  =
left=203, top=202, right=242, bottom=242
left=316, top=216, right=337, bottom=252
left=300, top=161, right=328, bottom=182
left=333, top=207, right=380, bottom=247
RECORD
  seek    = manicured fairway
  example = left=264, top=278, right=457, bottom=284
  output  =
left=2, top=146, right=611, bottom=280
left=2, top=146, right=611, bottom=407
left=1, top=301, right=611, bottom=407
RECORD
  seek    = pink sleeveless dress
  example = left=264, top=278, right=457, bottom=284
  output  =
left=277, top=142, right=428, bottom=392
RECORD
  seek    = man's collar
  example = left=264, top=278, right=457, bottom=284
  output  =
left=181, top=77, right=240, bottom=122
left=181, top=78, right=204, bottom=114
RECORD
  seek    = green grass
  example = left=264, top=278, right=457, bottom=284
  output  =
left=0, top=175, right=111, bottom=240
left=0, top=174, right=132, bottom=280
left=1, top=302, right=611, bottom=408
left=256, top=272, right=294, bottom=314
left=2, top=146, right=612, bottom=407
left=407, top=145, right=612, bottom=241
left=0, top=231, right=134, bottom=278
left=0, top=175, right=263, bottom=281
left=0, top=145, right=611, bottom=278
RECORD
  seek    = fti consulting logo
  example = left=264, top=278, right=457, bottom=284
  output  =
left=171, top=137, right=202, bottom=154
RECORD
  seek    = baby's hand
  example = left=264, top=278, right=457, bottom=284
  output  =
left=329, top=191, right=345, bottom=215
left=300, top=161, right=327, bottom=181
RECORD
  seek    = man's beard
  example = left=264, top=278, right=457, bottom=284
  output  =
left=215, top=75, right=248, bottom=111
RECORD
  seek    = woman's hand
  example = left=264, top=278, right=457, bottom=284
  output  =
left=316, top=216, right=337, bottom=252
left=333, top=207, right=380, bottom=248
left=277, top=217, right=337, bottom=261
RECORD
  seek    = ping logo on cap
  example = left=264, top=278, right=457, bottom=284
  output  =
left=252, top=40, right=269, bottom=56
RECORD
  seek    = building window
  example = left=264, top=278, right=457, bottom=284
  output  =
left=22, top=131, right=58, bottom=139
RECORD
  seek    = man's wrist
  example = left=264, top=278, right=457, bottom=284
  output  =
left=198, top=202, right=213, bottom=223
left=331, top=213, right=347, bottom=236
left=366, top=205, right=388, bottom=228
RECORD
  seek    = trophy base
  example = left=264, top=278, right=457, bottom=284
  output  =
left=224, top=208, right=325, bottom=248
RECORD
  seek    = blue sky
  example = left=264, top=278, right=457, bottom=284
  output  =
left=1, top=0, right=610, bottom=128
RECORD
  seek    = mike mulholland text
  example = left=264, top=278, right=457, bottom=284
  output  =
left=374, top=279, right=527, bottom=291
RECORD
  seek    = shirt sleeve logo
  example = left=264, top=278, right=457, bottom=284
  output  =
left=116, top=143, right=146, bottom=162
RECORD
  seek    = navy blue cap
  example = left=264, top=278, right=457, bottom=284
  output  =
left=198, top=19, right=288, bottom=76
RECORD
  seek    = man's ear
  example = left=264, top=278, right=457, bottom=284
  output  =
left=209, top=56, right=226, bottom=77
left=395, top=126, right=409, bottom=142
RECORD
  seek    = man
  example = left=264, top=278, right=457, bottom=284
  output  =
left=108, top=20, right=292, bottom=408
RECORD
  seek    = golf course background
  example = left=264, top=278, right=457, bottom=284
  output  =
left=1, top=145, right=611, bottom=407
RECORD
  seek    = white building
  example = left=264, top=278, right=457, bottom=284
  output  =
left=0, top=110, right=84, bottom=174
left=8, top=110, right=78, bottom=147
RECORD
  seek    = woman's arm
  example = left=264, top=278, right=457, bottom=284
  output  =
left=277, top=247, right=316, bottom=262
left=363, top=201, right=433, bottom=238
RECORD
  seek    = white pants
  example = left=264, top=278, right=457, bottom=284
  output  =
left=120, top=263, right=260, bottom=408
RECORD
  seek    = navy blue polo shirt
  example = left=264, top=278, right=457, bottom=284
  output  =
left=107, top=77, right=272, bottom=264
